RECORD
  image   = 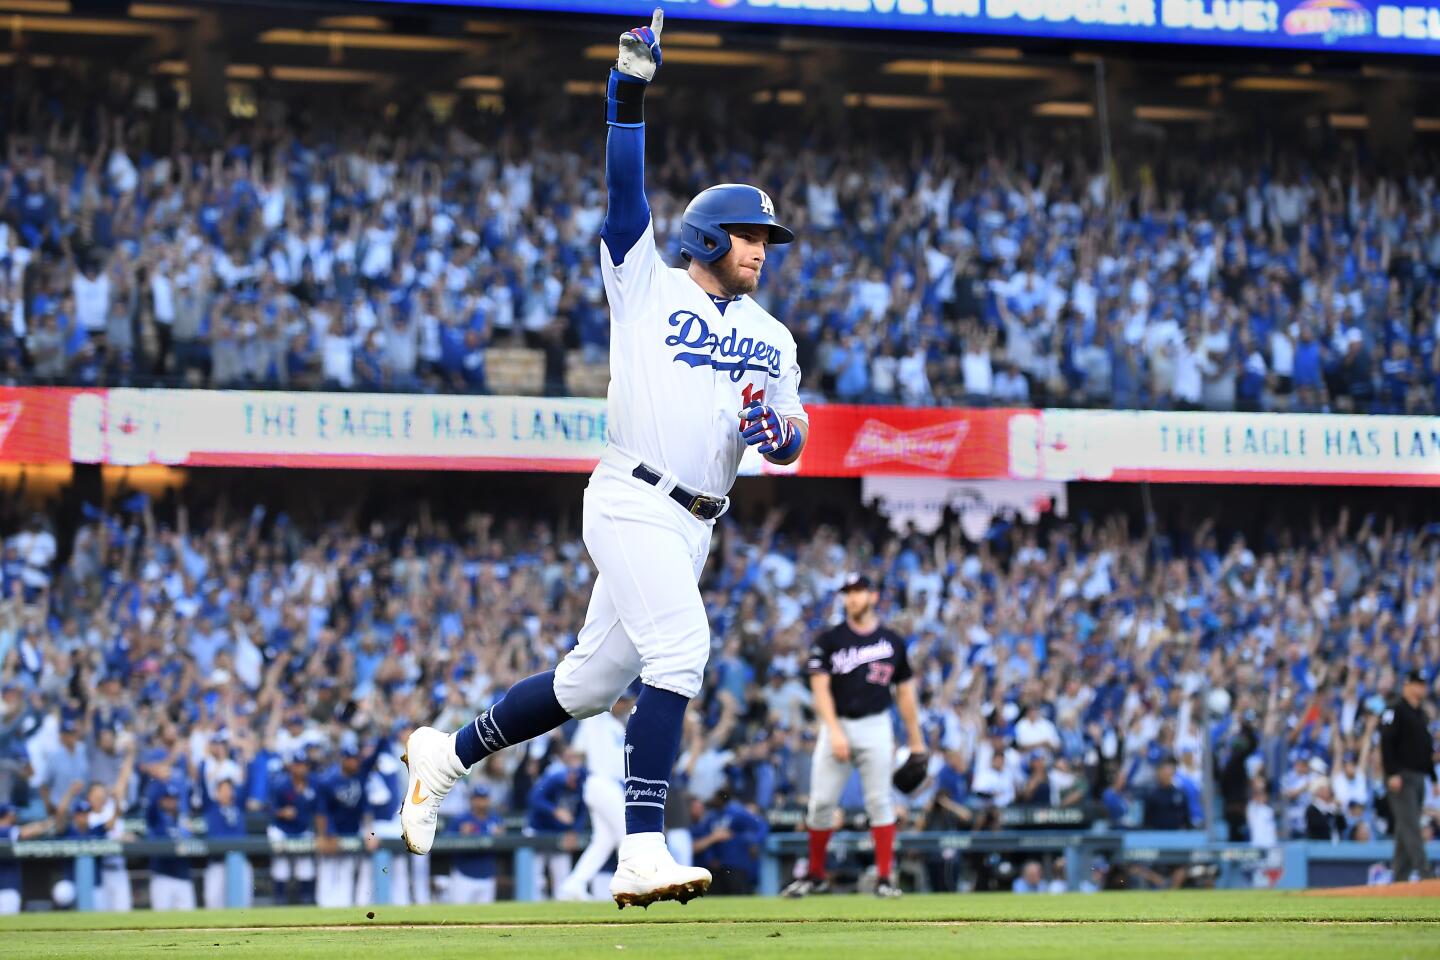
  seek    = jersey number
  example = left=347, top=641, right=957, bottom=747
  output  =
left=742, top=384, right=765, bottom=408
left=866, top=662, right=894, bottom=685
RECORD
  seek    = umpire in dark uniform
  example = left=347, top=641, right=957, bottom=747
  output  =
left=1380, top=670, right=1436, bottom=882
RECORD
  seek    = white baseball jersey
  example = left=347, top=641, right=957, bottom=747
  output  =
left=571, top=710, right=628, bottom=784
left=599, top=220, right=807, bottom=497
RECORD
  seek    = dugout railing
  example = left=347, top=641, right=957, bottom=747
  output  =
left=5, top=832, right=1438, bottom=909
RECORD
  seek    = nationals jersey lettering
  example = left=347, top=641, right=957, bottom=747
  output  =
left=828, top=638, right=898, bottom=676
left=599, top=220, right=806, bottom=497
left=807, top=623, right=913, bottom=719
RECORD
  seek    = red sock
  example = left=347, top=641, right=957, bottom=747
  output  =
left=872, top=823, right=897, bottom=881
left=807, top=828, right=832, bottom=880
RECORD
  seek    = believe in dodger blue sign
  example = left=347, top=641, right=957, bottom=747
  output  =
left=373, top=0, right=1440, bottom=55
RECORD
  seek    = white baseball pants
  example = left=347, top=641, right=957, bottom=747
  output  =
left=317, top=855, right=360, bottom=908
left=357, top=850, right=429, bottom=905
left=203, top=859, right=253, bottom=910
left=806, top=713, right=896, bottom=830
left=149, top=874, right=196, bottom=911
left=667, top=828, right=694, bottom=868
left=553, top=463, right=714, bottom=717
left=100, top=867, right=133, bottom=912
left=267, top=827, right=316, bottom=882
left=561, top=777, right=625, bottom=897
left=448, top=873, right=497, bottom=905
left=0, top=890, right=19, bottom=914
left=533, top=851, right=574, bottom=901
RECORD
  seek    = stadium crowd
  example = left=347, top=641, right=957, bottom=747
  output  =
left=1, top=490, right=1438, bottom=906
left=1, top=80, right=1440, bottom=412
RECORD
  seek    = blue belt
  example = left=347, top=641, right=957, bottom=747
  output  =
left=631, top=464, right=726, bottom=521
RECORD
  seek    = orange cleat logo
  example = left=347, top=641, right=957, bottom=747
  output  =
left=410, top=779, right=428, bottom=805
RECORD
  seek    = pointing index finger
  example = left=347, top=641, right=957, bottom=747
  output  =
left=651, top=7, right=664, bottom=39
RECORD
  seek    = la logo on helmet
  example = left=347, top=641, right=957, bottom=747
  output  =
left=757, top=189, right=774, bottom=216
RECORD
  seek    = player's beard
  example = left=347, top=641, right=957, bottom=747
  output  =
left=712, top=256, right=761, bottom=297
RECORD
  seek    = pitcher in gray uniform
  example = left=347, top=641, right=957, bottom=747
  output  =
left=784, top=574, right=925, bottom=899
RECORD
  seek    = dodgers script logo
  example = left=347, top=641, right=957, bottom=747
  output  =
left=666, top=310, right=782, bottom=382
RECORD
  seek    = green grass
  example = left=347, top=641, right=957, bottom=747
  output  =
left=1, top=891, right=1438, bottom=959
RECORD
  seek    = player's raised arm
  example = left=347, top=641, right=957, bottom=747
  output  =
left=599, top=8, right=663, bottom=266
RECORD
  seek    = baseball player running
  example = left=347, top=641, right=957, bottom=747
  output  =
left=783, top=574, right=926, bottom=899
left=400, top=8, right=807, bottom=909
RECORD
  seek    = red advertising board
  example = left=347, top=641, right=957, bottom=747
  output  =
left=0, top=387, right=79, bottom=464
left=794, top=405, right=1017, bottom=478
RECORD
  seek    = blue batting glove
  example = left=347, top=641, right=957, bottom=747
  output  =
left=739, top=402, right=799, bottom=459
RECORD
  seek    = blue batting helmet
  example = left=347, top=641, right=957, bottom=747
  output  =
left=679, top=183, right=794, bottom=264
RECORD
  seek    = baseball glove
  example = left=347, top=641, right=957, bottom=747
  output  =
left=892, top=752, right=928, bottom=794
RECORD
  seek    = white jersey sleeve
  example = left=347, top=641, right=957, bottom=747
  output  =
left=767, top=328, right=808, bottom=425
left=598, top=220, right=662, bottom=327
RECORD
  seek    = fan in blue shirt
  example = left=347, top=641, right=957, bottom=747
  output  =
left=449, top=787, right=503, bottom=881
left=691, top=792, right=768, bottom=895
left=315, top=742, right=381, bottom=843
left=146, top=784, right=193, bottom=882
left=267, top=749, right=319, bottom=905
left=269, top=751, right=319, bottom=837
left=525, top=761, right=586, bottom=835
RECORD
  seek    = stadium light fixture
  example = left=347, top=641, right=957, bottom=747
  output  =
left=564, top=79, right=666, bottom=97
left=662, top=31, right=723, bottom=47
left=1231, top=76, right=1333, bottom=92
left=883, top=59, right=1055, bottom=80
left=0, top=1, right=67, bottom=12
left=844, top=93, right=948, bottom=110
left=1135, top=105, right=1216, bottom=122
left=1033, top=101, right=1094, bottom=117
left=151, top=61, right=268, bottom=80
left=1327, top=113, right=1367, bottom=129
left=315, top=15, right=388, bottom=30
left=457, top=75, right=504, bottom=91
left=128, top=3, right=199, bottom=17
left=268, top=65, right=385, bottom=84
left=0, top=51, right=53, bottom=65
left=4, top=14, right=163, bottom=35
left=258, top=29, right=482, bottom=54
left=582, top=44, right=776, bottom=67
left=752, top=90, right=805, bottom=105
left=969, top=46, right=1022, bottom=59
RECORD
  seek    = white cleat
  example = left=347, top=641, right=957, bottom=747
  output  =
left=609, top=848, right=712, bottom=910
left=400, top=726, right=468, bottom=855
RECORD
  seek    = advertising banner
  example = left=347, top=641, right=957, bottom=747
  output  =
left=0, top=387, right=81, bottom=465
left=59, top=390, right=1017, bottom=479
left=67, top=390, right=610, bottom=472
left=1, top=386, right=1437, bottom=488
left=356, top=0, right=1440, bottom=56
left=1011, top=408, right=1440, bottom=486
left=790, top=405, right=1018, bottom=479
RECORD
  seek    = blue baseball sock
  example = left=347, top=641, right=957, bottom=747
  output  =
left=453, top=670, right=571, bottom=768
left=623, top=684, right=689, bottom=834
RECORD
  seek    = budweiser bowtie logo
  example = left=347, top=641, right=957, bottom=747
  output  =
left=843, top=418, right=970, bottom=471
left=0, top=402, right=21, bottom=451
